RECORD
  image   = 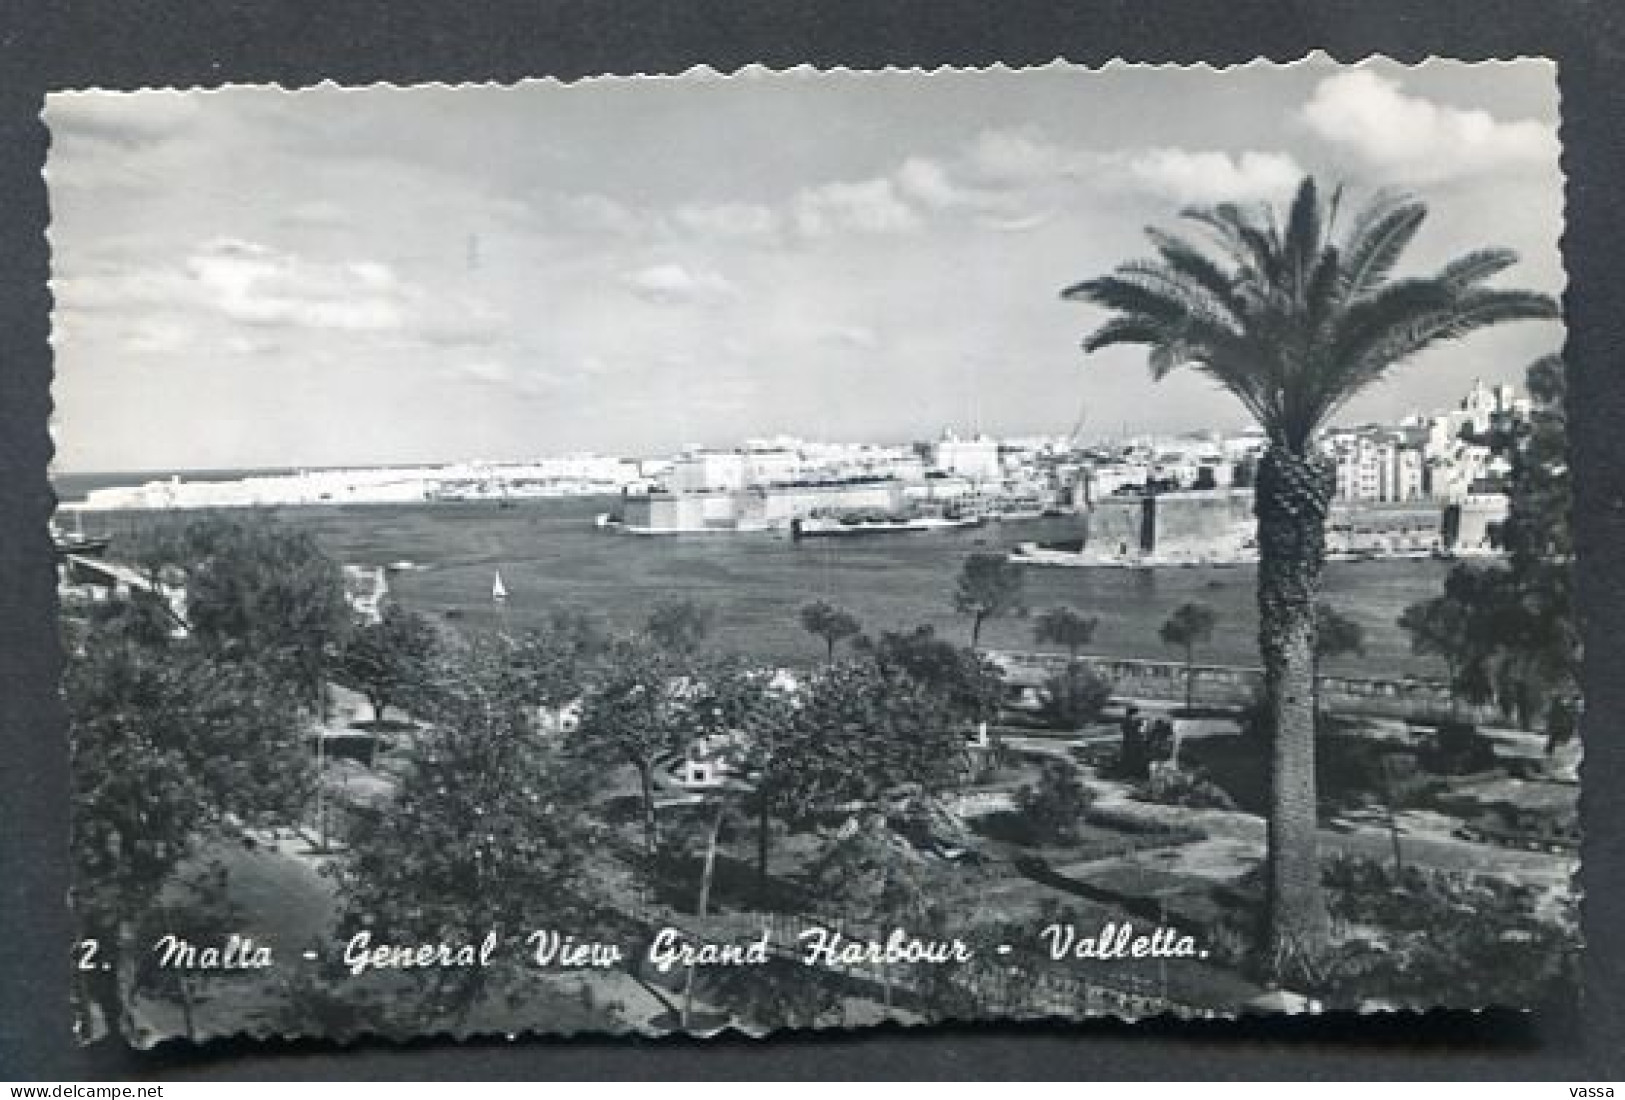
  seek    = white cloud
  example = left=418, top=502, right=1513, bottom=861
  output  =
left=622, top=262, right=737, bottom=305
left=121, top=316, right=195, bottom=355
left=184, top=239, right=405, bottom=331
left=556, top=193, right=647, bottom=236
left=966, top=129, right=1071, bottom=184
left=451, top=359, right=513, bottom=385
left=1301, top=71, right=1559, bottom=182
left=672, top=202, right=782, bottom=242
left=223, top=334, right=278, bottom=356
left=821, top=324, right=881, bottom=350
left=955, top=128, right=1302, bottom=208
left=55, top=239, right=507, bottom=353
left=1117, top=148, right=1303, bottom=205
left=46, top=91, right=203, bottom=146
left=280, top=200, right=352, bottom=228
left=793, top=178, right=921, bottom=237
left=894, top=157, right=970, bottom=210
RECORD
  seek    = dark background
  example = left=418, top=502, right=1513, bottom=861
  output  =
left=2, top=0, right=1621, bottom=1081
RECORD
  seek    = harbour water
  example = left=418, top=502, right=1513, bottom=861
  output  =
left=78, top=494, right=1457, bottom=676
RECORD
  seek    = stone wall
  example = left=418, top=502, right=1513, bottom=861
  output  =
left=1085, top=490, right=1252, bottom=554
left=990, top=649, right=1498, bottom=724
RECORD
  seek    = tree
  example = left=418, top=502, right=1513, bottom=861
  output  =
left=1399, top=578, right=1480, bottom=717
left=1033, top=606, right=1099, bottom=661
left=952, top=552, right=1026, bottom=648
left=791, top=659, right=973, bottom=807
left=1159, top=602, right=1217, bottom=711
left=569, top=636, right=692, bottom=856
left=863, top=624, right=1006, bottom=730
left=799, top=600, right=863, bottom=663
left=1313, top=602, right=1365, bottom=727
left=506, top=617, right=609, bottom=716
left=66, top=630, right=312, bottom=1041
left=337, top=604, right=438, bottom=722
left=1450, top=356, right=1575, bottom=730
left=1399, top=357, right=1575, bottom=734
left=1065, top=176, right=1558, bottom=972
left=135, top=515, right=352, bottom=710
left=675, top=660, right=806, bottom=897
left=803, top=812, right=938, bottom=1009
left=645, top=598, right=714, bottom=653
left=333, top=641, right=594, bottom=1030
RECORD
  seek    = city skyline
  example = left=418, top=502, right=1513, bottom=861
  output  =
left=47, top=58, right=1565, bottom=473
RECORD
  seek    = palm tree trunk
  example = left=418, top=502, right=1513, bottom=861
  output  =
left=1255, top=447, right=1333, bottom=976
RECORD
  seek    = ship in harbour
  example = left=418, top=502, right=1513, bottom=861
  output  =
left=789, top=511, right=984, bottom=539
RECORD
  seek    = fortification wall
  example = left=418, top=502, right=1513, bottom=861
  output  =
left=1086, top=490, right=1253, bottom=553
left=1148, top=490, right=1254, bottom=547
left=1085, top=497, right=1147, bottom=553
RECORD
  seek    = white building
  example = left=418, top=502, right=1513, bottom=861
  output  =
left=1327, top=430, right=1425, bottom=503
left=669, top=451, right=748, bottom=493
left=932, top=431, right=1001, bottom=481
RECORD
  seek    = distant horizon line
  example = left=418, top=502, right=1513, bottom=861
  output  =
left=60, top=401, right=1505, bottom=480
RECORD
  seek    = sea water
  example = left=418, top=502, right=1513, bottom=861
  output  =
left=73, top=494, right=1454, bottom=676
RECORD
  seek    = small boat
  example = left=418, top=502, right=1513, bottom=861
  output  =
left=492, top=570, right=508, bottom=603
left=789, top=513, right=984, bottom=540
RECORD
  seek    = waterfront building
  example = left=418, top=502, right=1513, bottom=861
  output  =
left=669, top=451, right=748, bottom=493
left=932, top=431, right=1001, bottom=480
left=621, top=478, right=908, bottom=533
left=1326, top=429, right=1425, bottom=504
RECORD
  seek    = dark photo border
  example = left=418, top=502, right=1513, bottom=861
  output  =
left=2, top=0, right=1621, bottom=1080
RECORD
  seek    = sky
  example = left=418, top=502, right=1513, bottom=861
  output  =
left=45, top=56, right=1566, bottom=473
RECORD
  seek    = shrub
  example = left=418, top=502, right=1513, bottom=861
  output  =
left=1136, top=765, right=1237, bottom=811
left=1316, top=853, right=1577, bottom=1008
left=1418, top=720, right=1499, bottom=775
left=1014, top=759, right=1094, bottom=843
left=1039, top=664, right=1113, bottom=729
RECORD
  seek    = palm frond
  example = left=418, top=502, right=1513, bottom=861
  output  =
left=1337, top=195, right=1427, bottom=302
left=1284, top=176, right=1324, bottom=292
left=1180, top=202, right=1276, bottom=279
left=1066, top=268, right=1246, bottom=351
left=1144, top=227, right=1239, bottom=306
left=1112, top=259, right=1244, bottom=333
left=1330, top=277, right=1458, bottom=365
left=1306, top=245, right=1342, bottom=329
left=1436, top=248, right=1520, bottom=289
left=1339, top=287, right=1561, bottom=392
left=1079, top=314, right=1168, bottom=354
left=1066, top=176, right=1555, bottom=451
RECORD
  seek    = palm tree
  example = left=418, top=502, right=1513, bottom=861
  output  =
left=1063, top=176, right=1559, bottom=975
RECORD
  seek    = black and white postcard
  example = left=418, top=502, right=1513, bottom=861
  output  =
left=45, top=57, right=1578, bottom=1047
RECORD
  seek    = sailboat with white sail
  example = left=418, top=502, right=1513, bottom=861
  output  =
left=492, top=570, right=508, bottom=604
